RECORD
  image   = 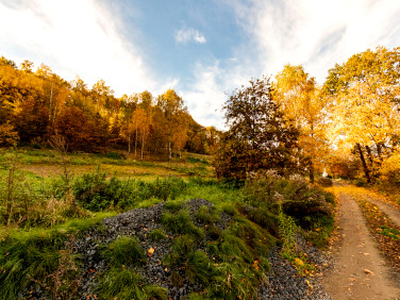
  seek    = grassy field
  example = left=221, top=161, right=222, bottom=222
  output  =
left=0, top=148, right=213, bottom=180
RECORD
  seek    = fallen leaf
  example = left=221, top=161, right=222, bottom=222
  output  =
left=148, top=247, right=155, bottom=257
left=364, top=269, right=374, bottom=275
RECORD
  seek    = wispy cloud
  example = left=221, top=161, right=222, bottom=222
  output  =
left=0, top=0, right=154, bottom=95
left=174, top=27, right=206, bottom=44
left=182, top=59, right=255, bottom=130
left=227, top=0, right=400, bottom=82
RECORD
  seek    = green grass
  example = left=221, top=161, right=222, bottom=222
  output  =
left=0, top=212, right=115, bottom=299
left=102, top=236, right=146, bottom=267
left=0, top=148, right=337, bottom=299
left=148, top=228, right=167, bottom=242
left=97, top=268, right=168, bottom=300
left=378, top=226, right=400, bottom=240
left=161, top=210, right=204, bottom=238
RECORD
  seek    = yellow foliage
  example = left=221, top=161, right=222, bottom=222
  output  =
left=0, top=121, right=19, bottom=146
left=380, top=152, right=400, bottom=184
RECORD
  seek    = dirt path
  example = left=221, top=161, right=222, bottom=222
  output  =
left=323, top=191, right=400, bottom=299
left=364, top=196, right=400, bottom=228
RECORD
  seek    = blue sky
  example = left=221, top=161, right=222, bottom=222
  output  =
left=1, top=0, right=400, bottom=128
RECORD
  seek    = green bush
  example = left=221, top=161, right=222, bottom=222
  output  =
left=244, top=172, right=334, bottom=230
left=73, top=172, right=188, bottom=211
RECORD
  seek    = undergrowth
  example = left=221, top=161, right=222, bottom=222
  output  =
left=0, top=161, right=336, bottom=299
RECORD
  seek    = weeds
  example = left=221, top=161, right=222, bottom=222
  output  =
left=102, top=236, right=145, bottom=268
left=161, top=210, right=204, bottom=238
left=27, top=234, right=80, bottom=300
left=148, top=228, right=167, bottom=242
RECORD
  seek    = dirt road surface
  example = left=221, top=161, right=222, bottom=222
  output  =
left=323, top=191, right=400, bottom=299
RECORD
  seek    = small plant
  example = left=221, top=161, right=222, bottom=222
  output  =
left=164, top=200, right=184, bottom=213
left=378, top=226, right=400, bottom=240
left=195, top=205, right=220, bottom=224
left=103, top=236, right=146, bottom=267
left=97, top=268, right=146, bottom=299
left=185, top=251, right=218, bottom=285
left=148, top=228, right=167, bottom=242
left=161, top=210, right=204, bottom=238
left=277, top=205, right=298, bottom=258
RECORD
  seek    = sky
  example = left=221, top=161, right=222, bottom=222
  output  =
left=1, top=0, right=400, bottom=129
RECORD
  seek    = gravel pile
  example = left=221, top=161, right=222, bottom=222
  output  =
left=74, top=198, right=233, bottom=299
left=24, top=198, right=332, bottom=299
left=260, top=237, right=332, bottom=300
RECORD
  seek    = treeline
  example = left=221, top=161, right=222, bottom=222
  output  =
left=0, top=57, right=219, bottom=158
left=215, top=46, right=400, bottom=186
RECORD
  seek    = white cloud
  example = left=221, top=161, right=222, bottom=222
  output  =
left=181, top=60, right=255, bottom=130
left=0, top=0, right=154, bottom=95
left=174, top=27, right=206, bottom=44
left=182, top=62, right=225, bottom=129
left=227, top=0, right=400, bottom=83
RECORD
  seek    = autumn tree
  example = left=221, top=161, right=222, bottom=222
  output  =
left=119, top=94, right=138, bottom=153
left=274, top=64, right=330, bottom=183
left=325, top=46, right=400, bottom=182
left=214, top=77, right=300, bottom=180
left=156, top=89, right=189, bottom=159
left=54, top=106, right=94, bottom=151
left=0, top=121, right=19, bottom=147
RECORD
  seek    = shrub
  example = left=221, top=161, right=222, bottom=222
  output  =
left=73, top=170, right=188, bottom=211
left=103, top=151, right=122, bottom=160
left=244, top=171, right=334, bottom=230
left=317, top=177, right=333, bottom=187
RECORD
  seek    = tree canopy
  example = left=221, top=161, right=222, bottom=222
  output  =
left=214, top=77, right=300, bottom=180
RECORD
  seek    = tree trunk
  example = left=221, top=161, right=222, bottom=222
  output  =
left=365, top=145, right=374, bottom=166
left=357, top=143, right=371, bottom=183
left=309, top=161, right=315, bottom=184
left=141, top=128, right=145, bottom=160
left=376, top=143, right=383, bottom=162
left=128, top=135, right=131, bottom=154
left=134, top=126, right=138, bottom=158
